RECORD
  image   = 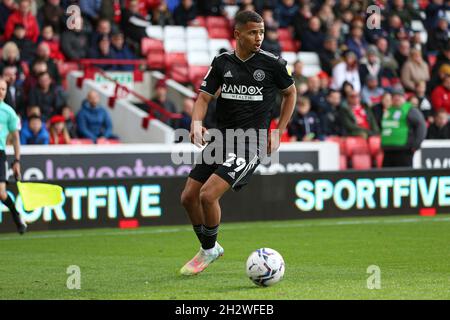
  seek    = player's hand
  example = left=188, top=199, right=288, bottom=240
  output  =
left=190, top=122, right=208, bottom=148
left=268, top=129, right=281, bottom=155
left=12, top=161, right=21, bottom=181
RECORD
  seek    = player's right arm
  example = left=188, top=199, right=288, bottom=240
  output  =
left=190, top=92, right=214, bottom=147
left=10, top=130, right=21, bottom=181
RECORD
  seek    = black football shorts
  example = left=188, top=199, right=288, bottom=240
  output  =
left=189, top=141, right=261, bottom=191
left=0, top=150, right=7, bottom=182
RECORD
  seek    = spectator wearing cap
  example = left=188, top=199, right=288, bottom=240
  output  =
left=299, top=16, right=326, bottom=52
left=49, top=114, right=71, bottom=144
left=260, top=25, right=281, bottom=57
left=76, top=90, right=116, bottom=143
left=4, top=0, right=39, bottom=43
left=381, top=87, right=427, bottom=167
left=319, top=36, right=341, bottom=76
left=431, top=75, right=450, bottom=114
left=151, top=79, right=178, bottom=127
left=427, top=109, right=450, bottom=139
left=401, top=48, right=430, bottom=92
left=339, top=90, right=379, bottom=138
left=173, top=0, right=197, bottom=27
left=9, top=23, right=36, bottom=63
left=20, top=114, right=50, bottom=145
left=361, top=75, right=384, bottom=107
left=331, top=50, right=361, bottom=93
left=61, top=16, right=90, bottom=60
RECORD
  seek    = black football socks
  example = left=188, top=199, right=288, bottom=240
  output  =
left=1, top=195, right=26, bottom=234
left=202, top=225, right=219, bottom=250
left=193, top=224, right=204, bottom=244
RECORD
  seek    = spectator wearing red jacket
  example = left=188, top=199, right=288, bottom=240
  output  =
left=431, top=75, right=450, bottom=114
left=4, top=0, right=40, bottom=43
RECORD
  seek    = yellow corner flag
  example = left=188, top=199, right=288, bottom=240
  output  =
left=17, top=182, right=64, bottom=211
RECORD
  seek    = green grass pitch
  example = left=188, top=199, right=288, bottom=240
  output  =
left=0, top=215, right=449, bottom=300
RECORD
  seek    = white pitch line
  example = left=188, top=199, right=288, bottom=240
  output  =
left=0, top=216, right=449, bottom=241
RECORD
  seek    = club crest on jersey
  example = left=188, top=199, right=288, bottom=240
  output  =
left=253, top=69, right=265, bottom=81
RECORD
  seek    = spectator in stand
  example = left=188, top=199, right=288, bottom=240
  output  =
left=61, top=105, right=77, bottom=138
left=61, top=16, right=90, bottom=60
left=21, top=105, right=41, bottom=127
left=0, top=42, right=26, bottom=83
left=427, top=109, right=450, bottom=139
left=275, top=0, right=298, bottom=28
left=177, top=97, right=194, bottom=131
left=394, top=39, right=411, bottom=76
left=20, top=114, right=50, bottom=145
left=361, top=75, right=384, bottom=107
left=331, top=50, right=361, bottom=93
left=359, top=45, right=382, bottom=86
left=372, top=92, right=392, bottom=129
left=401, top=48, right=430, bottom=92
left=299, top=16, right=326, bottom=52
left=33, top=42, right=62, bottom=87
left=28, top=72, right=66, bottom=122
left=415, top=81, right=433, bottom=122
left=38, top=24, right=66, bottom=62
left=151, top=1, right=174, bottom=27
left=4, top=0, right=40, bottom=43
left=305, top=75, right=327, bottom=115
left=23, top=59, right=48, bottom=94
left=292, top=60, right=308, bottom=95
left=2, top=66, right=26, bottom=116
left=173, top=0, right=197, bottom=26
left=381, top=87, right=427, bottom=167
left=375, top=37, right=398, bottom=78
left=429, top=42, right=450, bottom=92
left=76, top=90, right=116, bottom=143
left=90, top=18, right=112, bottom=47
left=110, top=30, right=136, bottom=71
left=196, top=0, right=224, bottom=16
left=0, top=0, right=17, bottom=36
left=292, top=3, right=313, bottom=42
left=260, top=25, right=281, bottom=57
left=79, top=0, right=102, bottom=27
left=261, top=6, right=278, bottom=30
left=319, top=36, right=341, bottom=76
left=345, top=24, right=368, bottom=60
left=88, top=36, right=114, bottom=70
left=431, top=74, right=450, bottom=114
left=151, top=79, right=178, bottom=127
left=9, top=23, right=36, bottom=64
left=321, top=89, right=343, bottom=137
left=425, top=0, right=450, bottom=31
left=390, top=0, right=416, bottom=28
left=340, top=90, right=379, bottom=138
left=98, top=0, right=122, bottom=24
left=288, top=97, right=324, bottom=142
left=49, top=114, right=71, bottom=144
left=120, top=0, right=152, bottom=42
left=37, top=0, right=65, bottom=34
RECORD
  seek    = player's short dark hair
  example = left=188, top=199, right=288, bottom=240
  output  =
left=234, top=10, right=263, bottom=29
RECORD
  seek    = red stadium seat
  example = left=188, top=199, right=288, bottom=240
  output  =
left=277, top=28, right=292, bottom=41
left=147, top=51, right=165, bottom=70
left=141, top=37, right=164, bottom=56
left=280, top=39, right=297, bottom=52
left=164, top=53, right=187, bottom=70
left=70, top=139, right=94, bottom=145
left=206, top=16, right=229, bottom=28
left=189, top=65, right=209, bottom=84
left=351, top=154, right=372, bottom=170
left=97, top=138, right=120, bottom=144
left=340, top=154, right=348, bottom=170
left=368, top=135, right=381, bottom=156
left=190, top=16, right=206, bottom=27
left=169, top=64, right=189, bottom=83
left=375, top=151, right=384, bottom=168
left=208, top=27, right=232, bottom=39
left=345, top=136, right=369, bottom=156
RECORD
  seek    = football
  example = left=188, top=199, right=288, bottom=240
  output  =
left=246, top=248, right=285, bottom=287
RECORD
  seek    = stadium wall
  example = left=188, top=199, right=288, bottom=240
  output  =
left=0, top=169, right=448, bottom=233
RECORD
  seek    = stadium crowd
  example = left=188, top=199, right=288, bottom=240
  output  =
left=0, top=0, right=449, bottom=150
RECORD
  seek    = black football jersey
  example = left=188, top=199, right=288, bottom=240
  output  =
left=199, top=49, right=294, bottom=131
